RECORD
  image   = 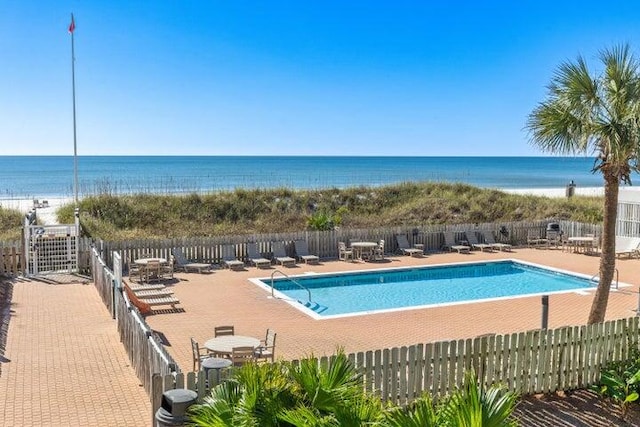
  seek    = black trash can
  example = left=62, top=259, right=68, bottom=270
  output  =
left=155, top=389, right=198, bottom=427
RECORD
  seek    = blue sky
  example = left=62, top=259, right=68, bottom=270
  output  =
left=2, top=1, right=639, bottom=156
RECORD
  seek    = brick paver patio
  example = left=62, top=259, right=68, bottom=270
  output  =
left=0, top=280, right=150, bottom=427
left=145, top=248, right=640, bottom=375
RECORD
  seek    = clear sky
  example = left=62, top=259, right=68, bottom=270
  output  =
left=2, top=1, right=640, bottom=156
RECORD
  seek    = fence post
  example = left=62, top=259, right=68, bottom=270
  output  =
left=541, top=295, right=549, bottom=329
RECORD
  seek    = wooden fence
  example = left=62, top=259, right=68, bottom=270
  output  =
left=0, top=244, right=22, bottom=276
left=151, top=316, right=640, bottom=415
left=98, top=219, right=602, bottom=270
left=90, top=247, right=179, bottom=395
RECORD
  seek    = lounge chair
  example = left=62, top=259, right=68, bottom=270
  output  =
left=247, top=242, right=272, bottom=269
left=615, top=236, right=640, bottom=258
left=527, top=230, right=548, bottom=247
left=272, top=241, right=296, bottom=267
left=395, top=234, right=423, bottom=257
left=442, top=232, right=471, bottom=253
left=171, top=248, right=212, bottom=273
left=465, top=231, right=493, bottom=252
left=221, top=244, right=245, bottom=271
left=293, top=240, right=319, bottom=264
left=481, top=232, right=512, bottom=251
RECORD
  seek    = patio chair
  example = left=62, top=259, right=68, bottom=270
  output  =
left=247, top=242, right=272, bottom=269
left=272, top=241, right=296, bottom=267
left=214, top=325, right=235, bottom=337
left=231, top=346, right=257, bottom=367
left=395, top=234, right=423, bottom=257
left=221, top=244, right=245, bottom=271
left=465, top=231, right=493, bottom=252
left=161, top=255, right=174, bottom=279
left=481, top=231, right=512, bottom=251
left=293, top=240, right=319, bottom=264
left=615, top=236, right=640, bottom=258
left=145, top=260, right=162, bottom=282
left=442, top=232, right=471, bottom=253
left=191, top=337, right=212, bottom=371
left=338, top=242, right=354, bottom=262
left=171, top=248, right=212, bottom=273
left=128, top=260, right=144, bottom=283
left=373, top=239, right=385, bottom=260
left=254, top=328, right=277, bottom=363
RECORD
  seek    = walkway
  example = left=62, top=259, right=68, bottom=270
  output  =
left=0, top=278, right=149, bottom=427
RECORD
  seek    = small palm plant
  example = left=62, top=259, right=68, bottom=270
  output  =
left=439, top=371, right=519, bottom=427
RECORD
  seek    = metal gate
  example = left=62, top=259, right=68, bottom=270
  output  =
left=23, top=210, right=80, bottom=277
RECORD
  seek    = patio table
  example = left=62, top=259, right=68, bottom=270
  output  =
left=567, top=237, right=596, bottom=254
left=351, top=241, right=379, bottom=261
left=133, top=258, right=169, bottom=283
left=204, top=335, right=261, bottom=355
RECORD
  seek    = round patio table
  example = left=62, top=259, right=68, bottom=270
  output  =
left=134, top=257, right=167, bottom=265
left=351, top=242, right=379, bottom=260
left=204, top=335, right=261, bottom=355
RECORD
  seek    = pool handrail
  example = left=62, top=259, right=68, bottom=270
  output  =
left=271, top=269, right=313, bottom=303
left=590, top=268, right=619, bottom=290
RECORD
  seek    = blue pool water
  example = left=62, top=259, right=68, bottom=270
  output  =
left=262, top=261, right=593, bottom=319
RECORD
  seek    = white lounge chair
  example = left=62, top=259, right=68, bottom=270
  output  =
left=395, top=234, right=423, bottom=257
left=527, top=230, right=548, bottom=247
left=481, top=232, right=512, bottom=251
left=171, top=248, right=212, bottom=273
left=272, top=241, right=296, bottom=267
left=465, top=231, right=493, bottom=252
left=221, top=244, right=245, bottom=271
left=294, top=240, right=319, bottom=264
left=615, top=236, right=640, bottom=258
left=442, top=232, right=471, bottom=253
left=247, top=242, right=272, bottom=269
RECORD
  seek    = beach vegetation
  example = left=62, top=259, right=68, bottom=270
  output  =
left=187, top=352, right=519, bottom=426
left=526, top=44, right=640, bottom=324
left=55, top=182, right=603, bottom=240
left=0, top=207, right=23, bottom=241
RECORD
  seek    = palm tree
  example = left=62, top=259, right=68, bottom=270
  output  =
left=526, top=44, right=640, bottom=324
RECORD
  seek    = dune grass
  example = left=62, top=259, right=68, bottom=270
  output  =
left=0, top=207, right=24, bottom=242
left=54, top=182, right=604, bottom=241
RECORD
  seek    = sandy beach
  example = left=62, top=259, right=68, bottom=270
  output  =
left=0, top=197, right=72, bottom=225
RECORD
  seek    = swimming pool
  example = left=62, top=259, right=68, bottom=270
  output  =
left=252, top=260, right=607, bottom=319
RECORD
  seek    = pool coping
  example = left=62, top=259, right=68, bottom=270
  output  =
left=249, top=259, right=631, bottom=320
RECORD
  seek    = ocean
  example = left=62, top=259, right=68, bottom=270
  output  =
left=0, top=155, right=623, bottom=198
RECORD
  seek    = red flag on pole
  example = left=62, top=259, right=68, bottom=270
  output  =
left=68, top=14, right=75, bottom=34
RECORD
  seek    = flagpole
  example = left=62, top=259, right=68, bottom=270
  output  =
left=70, top=13, right=78, bottom=206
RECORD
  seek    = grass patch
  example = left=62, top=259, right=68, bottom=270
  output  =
left=0, top=207, right=24, bottom=242
left=54, top=182, right=603, bottom=240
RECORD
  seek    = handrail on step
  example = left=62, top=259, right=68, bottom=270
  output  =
left=590, top=268, right=619, bottom=290
left=270, top=269, right=313, bottom=303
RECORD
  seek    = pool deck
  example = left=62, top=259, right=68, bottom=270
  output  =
left=145, top=248, right=640, bottom=373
